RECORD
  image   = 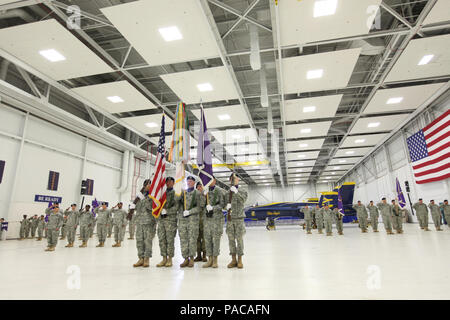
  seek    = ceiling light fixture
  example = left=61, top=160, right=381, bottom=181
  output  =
left=418, top=54, right=434, bottom=66
left=313, top=0, right=338, bottom=18
left=339, top=160, right=346, bottom=163
left=368, top=122, right=380, bottom=128
left=107, top=96, right=124, bottom=103
left=303, top=106, right=316, bottom=113
left=197, top=83, right=213, bottom=92
left=297, top=154, right=306, bottom=158
left=145, top=122, right=158, bottom=128
left=355, top=139, right=365, bottom=144
left=387, top=97, right=403, bottom=104
left=39, top=49, right=66, bottom=62
left=307, top=69, right=324, bottom=79
left=299, top=143, right=309, bottom=148
left=345, top=151, right=354, bottom=155
left=300, top=128, right=312, bottom=134
left=218, top=114, right=230, bottom=121
left=333, top=166, right=341, bottom=169
left=158, top=26, right=183, bottom=42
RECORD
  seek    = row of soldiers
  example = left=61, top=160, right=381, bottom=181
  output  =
left=301, top=198, right=450, bottom=235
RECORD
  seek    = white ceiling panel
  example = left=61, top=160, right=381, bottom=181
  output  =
left=282, top=48, right=361, bottom=94
left=364, top=83, right=445, bottom=114
left=160, top=66, right=240, bottom=103
left=285, top=138, right=325, bottom=151
left=101, top=0, right=220, bottom=66
left=286, top=151, right=320, bottom=161
left=349, top=114, right=410, bottom=134
left=224, top=142, right=264, bottom=156
left=122, top=114, right=173, bottom=135
left=278, top=0, right=381, bottom=46
left=284, top=95, right=342, bottom=120
left=335, top=147, right=372, bottom=157
left=211, top=128, right=258, bottom=145
left=191, top=105, right=250, bottom=128
left=423, top=0, right=450, bottom=25
left=287, top=160, right=316, bottom=168
left=340, top=133, right=387, bottom=148
left=287, top=167, right=313, bottom=174
left=0, top=19, right=113, bottom=80
left=285, top=121, right=332, bottom=139
left=71, top=81, right=156, bottom=113
left=328, top=157, right=359, bottom=165
left=324, top=164, right=354, bottom=171
left=385, top=34, right=450, bottom=82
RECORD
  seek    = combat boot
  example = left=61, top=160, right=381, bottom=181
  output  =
left=338, top=231, right=343, bottom=235
left=318, top=230, right=323, bottom=234
left=117, top=241, right=121, bottom=247
left=188, top=256, right=194, bottom=267
left=436, top=227, right=443, bottom=231
left=96, top=242, right=102, bottom=247
left=165, top=257, right=173, bottom=267
left=69, top=242, right=74, bottom=247
left=65, top=243, right=71, bottom=247
left=202, top=256, right=213, bottom=268
left=227, top=254, right=237, bottom=268
left=156, top=256, right=167, bottom=267
left=60, top=236, right=65, bottom=240
left=143, top=257, right=150, bottom=268
left=37, top=237, right=42, bottom=241
left=307, top=231, right=312, bottom=234
left=133, top=258, right=144, bottom=267
left=194, top=251, right=202, bottom=262
left=180, top=258, right=189, bottom=268
left=100, top=242, right=104, bottom=247
left=212, top=256, right=218, bottom=268
left=112, top=241, right=119, bottom=247
left=202, top=252, right=207, bottom=262
left=424, top=227, right=430, bottom=231
left=237, top=256, right=243, bottom=269
left=79, top=241, right=87, bottom=248
left=387, top=230, right=394, bottom=235
left=44, top=246, right=51, bottom=251
left=326, top=232, right=332, bottom=236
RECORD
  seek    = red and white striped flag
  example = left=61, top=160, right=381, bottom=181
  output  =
left=406, top=109, right=450, bottom=184
left=148, top=115, right=167, bottom=218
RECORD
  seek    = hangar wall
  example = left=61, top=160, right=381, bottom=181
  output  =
left=340, top=101, right=450, bottom=221
left=0, top=104, right=148, bottom=238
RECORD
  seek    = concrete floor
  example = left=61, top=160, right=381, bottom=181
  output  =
left=0, top=223, right=449, bottom=300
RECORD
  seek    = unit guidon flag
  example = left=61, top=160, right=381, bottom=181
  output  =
left=406, top=109, right=450, bottom=184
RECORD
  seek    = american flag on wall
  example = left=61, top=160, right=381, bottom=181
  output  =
left=148, top=115, right=167, bottom=218
left=406, top=109, right=450, bottom=184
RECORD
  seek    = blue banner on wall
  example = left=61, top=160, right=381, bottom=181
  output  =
left=47, top=171, right=60, bottom=191
left=34, top=195, right=62, bottom=203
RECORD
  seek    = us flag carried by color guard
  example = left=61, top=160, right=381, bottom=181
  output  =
left=148, top=114, right=167, bottom=218
left=406, top=109, right=450, bottom=184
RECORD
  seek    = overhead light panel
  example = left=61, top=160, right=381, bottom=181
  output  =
left=145, top=122, right=158, bottom=128
left=387, top=97, right=403, bottom=104
left=339, top=160, right=346, bottom=163
left=303, top=106, right=316, bottom=113
left=299, top=143, right=309, bottom=148
left=107, top=96, right=124, bottom=103
left=368, top=122, right=380, bottom=128
left=295, top=169, right=303, bottom=172
left=297, top=154, right=306, bottom=158
left=333, top=166, right=341, bottom=169
left=158, top=26, right=183, bottom=42
left=355, top=139, right=365, bottom=144
left=300, top=128, right=312, bottom=134
left=313, top=0, right=338, bottom=18
left=197, top=83, right=213, bottom=92
left=39, top=49, right=66, bottom=62
left=418, top=54, right=434, bottom=66
left=218, top=114, right=230, bottom=121
left=345, top=151, right=354, bottom=155
left=307, top=69, right=324, bottom=79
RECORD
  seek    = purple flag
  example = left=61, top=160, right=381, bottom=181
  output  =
left=396, top=178, right=406, bottom=208
left=337, top=188, right=345, bottom=218
left=196, top=105, right=214, bottom=187
left=92, top=198, right=99, bottom=216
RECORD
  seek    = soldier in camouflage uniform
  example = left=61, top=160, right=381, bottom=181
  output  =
left=333, top=207, right=344, bottom=235
left=177, top=176, right=202, bottom=268
left=60, top=214, right=67, bottom=240
left=133, top=180, right=158, bottom=268
left=36, top=215, right=45, bottom=240
left=194, top=182, right=207, bottom=262
left=79, top=205, right=93, bottom=247
left=94, top=203, right=112, bottom=247
left=367, top=201, right=379, bottom=232
left=390, top=201, right=404, bottom=234
left=302, top=206, right=313, bottom=234
left=111, top=202, right=128, bottom=247
left=440, top=200, right=450, bottom=228
left=30, top=215, right=39, bottom=238
left=156, top=177, right=178, bottom=268
left=25, top=216, right=33, bottom=238
left=321, top=205, right=334, bottom=236
left=128, top=212, right=136, bottom=240
left=64, top=204, right=79, bottom=247
left=413, top=199, right=429, bottom=231
left=44, top=204, right=64, bottom=251
left=314, top=204, right=323, bottom=234
left=19, top=215, right=28, bottom=240
left=226, top=174, right=248, bottom=269
left=353, top=201, right=368, bottom=233
left=377, top=198, right=394, bottom=235
left=107, top=212, right=113, bottom=238
left=202, top=178, right=225, bottom=268
left=428, top=200, right=442, bottom=231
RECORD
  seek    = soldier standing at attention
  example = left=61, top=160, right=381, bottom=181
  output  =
left=79, top=205, right=93, bottom=248
left=390, top=200, right=403, bottom=234
left=226, top=174, right=248, bottom=269
left=302, top=206, right=313, bottom=234
left=195, top=182, right=207, bottom=262
left=30, top=215, right=39, bottom=238
left=60, top=214, right=67, bottom=240
left=111, top=202, right=128, bottom=247
left=353, top=201, right=368, bottom=233
left=132, top=179, right=157, bottom=268
left=94, top=203, right=111, bottom=247
left=156, top=177, right=179, bottom=268
left=19, top=215, right=28, bottom=240
left=37, top=215, right=45, bottom=241
left=377, top=198, right=393, bottom=235
left=413, top=198, right=429, bottom=231
left=64, top=204, right=79, bottom=248
left=428, top=200, right=442, bottom=231
left=44, top=204, right=64, bottom=252
left=177, top=176, right=202, bottom=268
left=89, top=210, right=96, bottom=238
left=128, top=211, right=136, bottom=240
left=107, top=212, right=113, bottom=239
left=25, top=216, right=33, bottom=238
left=314, top=204, right=323, bottom=234
left=321, top=204, right=334, bottom=236
left=203, top=177, right=225, bottom=269
left=440, top=200, right=450, bottom=229
left=333, top=206, right=344, bottom=235
left=367, top=201, right=379, bottom=232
